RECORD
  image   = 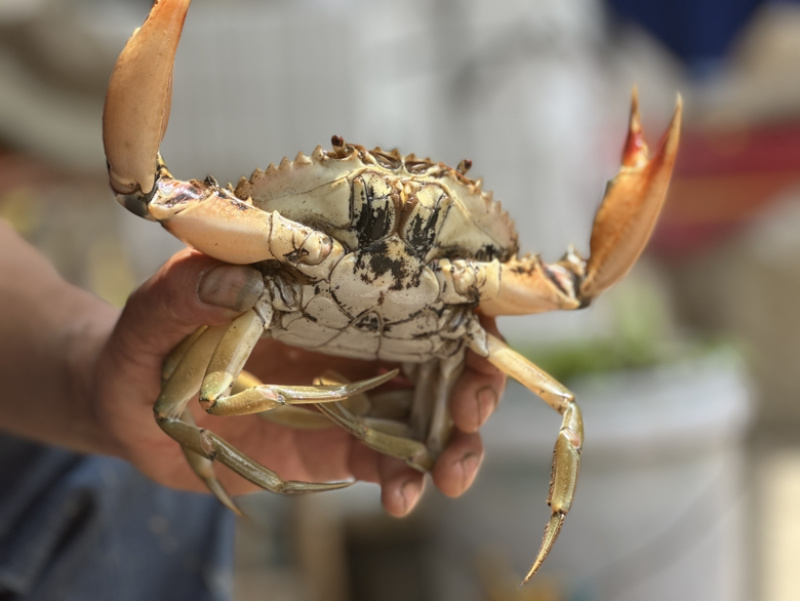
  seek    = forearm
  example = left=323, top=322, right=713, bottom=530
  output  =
left=0, top=220, right=119, bottom=455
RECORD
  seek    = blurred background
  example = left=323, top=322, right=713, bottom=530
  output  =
left=1, top=0, right=799, bottom=599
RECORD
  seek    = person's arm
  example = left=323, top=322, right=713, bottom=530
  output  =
left=0, top=220, right=119, bottom=454
left=0, top=220, right=505, bottom=515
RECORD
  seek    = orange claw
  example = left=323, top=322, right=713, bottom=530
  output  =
left=478, top=91, right=681, bottom=318
left=580, top=89, right=682, bottom=301
left=103, top=0, right=191, bottom=198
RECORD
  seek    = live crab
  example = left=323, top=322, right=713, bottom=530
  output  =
left=102, top=0, right=681, bottom=584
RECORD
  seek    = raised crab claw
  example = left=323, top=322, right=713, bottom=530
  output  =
left=103, top=0, right=681, bottom=584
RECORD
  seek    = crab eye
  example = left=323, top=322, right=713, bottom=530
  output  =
left=405, top=159, right=434, bottom=174
left=371, top=150, right=402, bottom=171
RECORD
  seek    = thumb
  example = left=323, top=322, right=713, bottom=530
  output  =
left=113, top=249, right=264, bottom=367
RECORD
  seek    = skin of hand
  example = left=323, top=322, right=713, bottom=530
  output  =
left=80, top=248, right=506, bottom=516
left=0, top=220, right=504, bottom=516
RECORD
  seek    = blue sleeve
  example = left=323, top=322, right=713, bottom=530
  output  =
left=0, top=434, right=234, bottom=600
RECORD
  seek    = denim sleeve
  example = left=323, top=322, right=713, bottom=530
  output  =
left=0, top=434, right=234, bottom=601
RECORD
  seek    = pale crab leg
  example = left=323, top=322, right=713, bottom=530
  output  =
left=234, top=371, right=339, bottom=430
left=312, top=353, right=467, bottom=473
left=156, top=323, right=348, bottom=511
left=315, top=402, right=435, bottom=472
left=479, top=91, right=682, bottom=316
left=470, top=332, right=583, bottom=585
left=249, top=370, right=415, bottom=430
left=198, top=308, right=398, bottom=416
left=262, top=366, right=440, bottom=471
left=156, top=307, right=397, bottom=508
left=162, top=324, right=208, bottom=381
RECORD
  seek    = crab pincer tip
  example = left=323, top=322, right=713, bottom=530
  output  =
left=665, top=94, right=683, bottom=152
left=621, top=88, right=647, bottom=168
left=521, top=513, right=565, bottom=586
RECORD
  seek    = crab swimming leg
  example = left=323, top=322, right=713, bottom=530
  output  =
left=156, top=305, right=397, bottom=510
left=478, top=90, right=682, bottom=317
left=468, top=332, right=582, bottom=585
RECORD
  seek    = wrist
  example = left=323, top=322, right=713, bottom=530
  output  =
left=57, top=288, right=120, bottom=456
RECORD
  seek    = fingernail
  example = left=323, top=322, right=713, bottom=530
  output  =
left=476, top=386, right=497, bottom=426
left=198, top=265, right=264, bottom=312
left=400, top=479, right=422, bottom=515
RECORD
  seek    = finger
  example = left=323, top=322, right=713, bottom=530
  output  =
left=347, top=439, right=382, bottom=485
left=449, top=315, right=506, bottom=432
left=114, top=249, right=264, bottom=366
left=450, top=350, right=506, bottom=434
left=431, top=429, right=484, bottom=498
left=449, top=363, right=504, bottom=433
left=379, top=455, right=425, bottom=517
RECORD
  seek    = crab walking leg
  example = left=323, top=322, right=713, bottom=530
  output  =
left=155, top=323, right=245, bottom=510
left=157, top=323, right=349, bottom=509
left=238, top=370, right=410, bottom=431
left=162, top=325, right=208, bottom=381
left=233, top=371, right=342, bottom=430
left=315, top=402, right=435, bottom=472
left=268, top=369, right=436, bottom=470
left=479, top=92, right=682, bottom=317
left=198, top=308, right=399, bottom=416
left=156, top=308, right=397, bottom=507
left=471, top=333, right=583, bottom=585
left=408, top=355, right=464, bottom=459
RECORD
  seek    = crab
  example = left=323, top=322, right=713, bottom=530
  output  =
left=102, top=0, right=681, bottom=584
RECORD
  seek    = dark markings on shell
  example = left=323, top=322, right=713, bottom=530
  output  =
left=236, top=137, right=519, bottom=266
left=354, top=180, right=393, bottom=246
left=405, top=206, right=441, bottom=258
left=354, top=312, right=381, bottom=332
left=362, top=241, right=407, bottom=286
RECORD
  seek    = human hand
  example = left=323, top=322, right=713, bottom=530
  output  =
left=92, top=249, right=506, bottom=516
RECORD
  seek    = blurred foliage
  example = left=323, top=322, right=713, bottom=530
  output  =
left=519, top=268, right=726, bottom=383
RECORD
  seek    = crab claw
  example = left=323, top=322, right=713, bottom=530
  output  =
left=580, top=89, right=682, bottom=300
left=479, top=91, right=682, bottom=317
left=103, top=0, right=190, bottom=212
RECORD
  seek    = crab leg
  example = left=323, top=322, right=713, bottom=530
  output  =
left=311, top=352, right=467, bottom=473
left=234, top=371, right=342, bottom=430
left=249, top=371, right=416, bottom=431
left=155, top=307, right=397, bottom=509
left=470, top=332, right=582, bottom=585
left=479, top=91, right=682, bottom=316
left=198, top=308, right=398, bottom=416
left=264, top=364, right=449, bottom=472
left=275, top=369, right=437, bottom=471
left=316, top=402, right=435, bottom=472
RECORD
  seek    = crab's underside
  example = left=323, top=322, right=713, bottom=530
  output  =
left=102, top=0, right=681, bottom=584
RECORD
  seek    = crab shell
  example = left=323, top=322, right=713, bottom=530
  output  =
left=102, top=0, right=681, bottom=586
left=229, top=140, right=518, bottom=363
